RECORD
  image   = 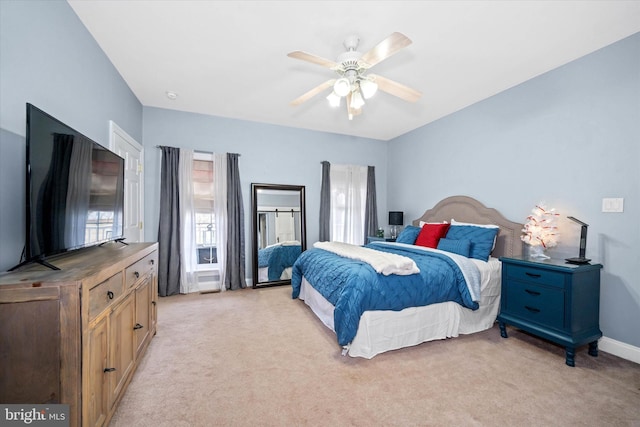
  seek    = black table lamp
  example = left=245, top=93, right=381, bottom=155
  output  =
left=566, top=216, right=591, bottom=264
left=389, top=211, right=404, bottom=239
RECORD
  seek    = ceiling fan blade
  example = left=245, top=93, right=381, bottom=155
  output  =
left=369, top=74, right=422, bottom=103
left=290, top=79, right=335, bottom=106
left=288, top=51, right=339, bottom=69
left=360, top=32, right=412, bottom=68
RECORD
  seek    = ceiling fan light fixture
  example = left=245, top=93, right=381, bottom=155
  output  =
left=326, top=91, right=341, bottom=107
left=333, top=78, right=351, bottom=97
left=288, top=32, right=420, bottom=120
left=360, top=79, right=378, bottom=99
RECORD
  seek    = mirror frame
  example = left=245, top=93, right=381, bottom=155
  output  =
left=251, top=183, right=306, bottom=288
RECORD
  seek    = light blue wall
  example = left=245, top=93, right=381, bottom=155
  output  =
left=142, top=107, right=388, bottom=280
left=389, top=33, right=640, bottom=348
left=0, top=0, right=143, bottom=270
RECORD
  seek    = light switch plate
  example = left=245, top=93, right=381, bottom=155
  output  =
left=602, top=198, right=624, bottom=213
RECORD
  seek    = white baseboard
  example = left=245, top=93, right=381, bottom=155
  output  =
left=599, top=336, right=640, bottom=365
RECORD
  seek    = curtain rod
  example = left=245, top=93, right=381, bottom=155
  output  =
left=155, top=145, right=211, bottom=155
left=155, top=146, right=240, bottom=156
left=258, top=209, right=301, bottom=215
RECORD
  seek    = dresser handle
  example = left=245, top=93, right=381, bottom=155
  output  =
left=134, top=271, right=140, bottom=279
left=107, top=291, right=114, bottom=300
left=133, top=323, right=144, bottom=330
left=103, top=367, right=116, bottom=373
left=525, top=289, right=541, bottom=296
left=525, top=272, right=541, bottom=278
left=150, top=259, right=155, bottom=265
left=525, top=306, right=540, bottom=313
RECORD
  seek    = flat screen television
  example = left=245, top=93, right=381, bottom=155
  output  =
left=18, top=103, right=125, bottom=270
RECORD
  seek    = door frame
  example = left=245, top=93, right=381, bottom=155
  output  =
left=109, top=121, right=144, bottom=242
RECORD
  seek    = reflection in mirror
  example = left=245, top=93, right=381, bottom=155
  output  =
left=252, top=183, right=306, bottom=288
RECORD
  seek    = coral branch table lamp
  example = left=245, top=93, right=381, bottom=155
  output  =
left=521, top=204, right=559, bottom=259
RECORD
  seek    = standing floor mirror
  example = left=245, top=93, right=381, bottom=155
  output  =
left=251, top=183, right=306, bottom=288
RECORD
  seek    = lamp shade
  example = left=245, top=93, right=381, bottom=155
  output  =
left=360, top=79, right=378, bottom=99
left=333, top=78, right=351, bottom=97
left=389, top=211, right=404, bottom=226
left=351, top=90, right=365, bottom=109
left=326, top=91, right=341, bottom=107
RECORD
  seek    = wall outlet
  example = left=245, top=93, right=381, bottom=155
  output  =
left=602, top=198, right=624, bottom=213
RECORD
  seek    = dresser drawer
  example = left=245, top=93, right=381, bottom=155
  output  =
left=88, top=272, right=124, bottom=319
left=125, top=253, right=157, bottom=288
left=505, top=264, right=565, bottom=288
left=504, top=280, right=564, bottom=329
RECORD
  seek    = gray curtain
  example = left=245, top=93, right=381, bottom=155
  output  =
left=157, top=146, right=181, bottom=297
left=224, top=153, right=246, bottom=290
left=364, top=166, right=378, bottom=242
left=319, top=161, right=331, bottom=242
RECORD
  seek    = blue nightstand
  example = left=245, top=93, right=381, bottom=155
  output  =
left=497, top=256, right=602, bottom=367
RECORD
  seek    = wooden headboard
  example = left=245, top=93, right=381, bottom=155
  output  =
left=413, top=195, right=523, bottom=258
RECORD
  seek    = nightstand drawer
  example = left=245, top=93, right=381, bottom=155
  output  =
left=506, top=264, right=565, bottom=288
left=505, top=281, right=564, bottom=328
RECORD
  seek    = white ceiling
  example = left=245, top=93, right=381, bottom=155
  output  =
left=67, top=1, right=640, bottom=141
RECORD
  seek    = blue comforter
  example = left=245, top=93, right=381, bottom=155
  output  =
left=259, top=244, right=302, bottom=281
left=291, top=242, right=480, bottom=346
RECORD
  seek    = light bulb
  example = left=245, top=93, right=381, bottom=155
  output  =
left=333, top=78, right=351, bottom=97
left=360, top=79, right=378, bottom=99
left=351, top=90, right=365, bottom=109
left=326, top=91, right=341, bottom=107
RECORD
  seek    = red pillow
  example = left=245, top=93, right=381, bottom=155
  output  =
left=415, top=223, right=450, bottom=248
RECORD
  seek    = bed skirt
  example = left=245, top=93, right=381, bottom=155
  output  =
left=298, top=269, right=501, bottom=359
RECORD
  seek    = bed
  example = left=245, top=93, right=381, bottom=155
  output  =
left=257, top=241, right=302, bottom=282
left=291, top=196, right=523, bottom=358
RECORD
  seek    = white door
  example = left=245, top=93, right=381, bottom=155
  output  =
left=109, top=121, right=144, bottom=243
left=275, top=211, right=296, bottom=243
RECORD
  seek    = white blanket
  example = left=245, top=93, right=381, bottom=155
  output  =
left=313, top=241, right=420, bottom=276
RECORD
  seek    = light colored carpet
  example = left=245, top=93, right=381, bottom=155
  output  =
left=109, top=286, right=640, bottom=427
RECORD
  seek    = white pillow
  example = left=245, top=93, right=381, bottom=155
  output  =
left=419, top=220, right=448, bottom=227
left=451, top=219, right=499, bottom=228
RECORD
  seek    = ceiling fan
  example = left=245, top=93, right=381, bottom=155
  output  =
left=288, top=32, right=421, bottom=120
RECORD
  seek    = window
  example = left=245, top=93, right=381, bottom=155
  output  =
left=192, top=153, right=217, bottom=267
left=330, top=164, right=368, bottom=245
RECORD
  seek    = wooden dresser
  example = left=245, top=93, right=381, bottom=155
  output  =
left=0, top=242, right=158, bottom=427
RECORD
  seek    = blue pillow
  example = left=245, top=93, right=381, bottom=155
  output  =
left=445, top=225, right=499, bottom=261
left=437, top=238, right=471, bottom=257
left=395, top=225, right=421, bottom=244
